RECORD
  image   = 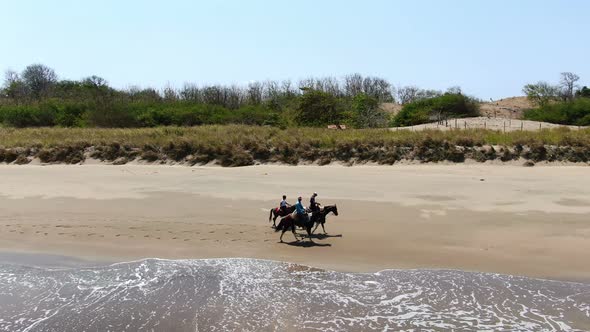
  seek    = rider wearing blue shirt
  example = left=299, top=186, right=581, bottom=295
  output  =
left=295, top=197, right=306, bottom=215
left=294, top=196, right=310, bottom=224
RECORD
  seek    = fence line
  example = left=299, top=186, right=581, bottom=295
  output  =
left=391, top=117, right=587, bottom=132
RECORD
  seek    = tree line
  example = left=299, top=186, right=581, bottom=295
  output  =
left=1, top=64, right=481, bottom=128
left=0, top=65, right=396, bottom=128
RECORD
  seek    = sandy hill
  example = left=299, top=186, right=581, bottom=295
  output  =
left=381, top=96, right=533, bottom=120
left=479, top=96, right=533, bottom=119
left=380, top=102, right=403, bottom=115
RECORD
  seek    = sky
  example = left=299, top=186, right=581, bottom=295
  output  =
left=1, top=0, right=589, bottom=99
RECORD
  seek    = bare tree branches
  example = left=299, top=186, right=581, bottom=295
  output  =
left=22, top=64, right=58, bottom=99
left=560, top=72, right=580, bottom=101
left=396, top=86, right=442, bottom=104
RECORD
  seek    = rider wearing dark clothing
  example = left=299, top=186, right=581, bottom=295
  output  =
left=310, top=192, right=320, bottom=212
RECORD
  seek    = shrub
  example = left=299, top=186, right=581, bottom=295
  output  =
left=576, top=86, right=590, bottom=98
left=392, top=93, right=479, bottom=127
left=0, top=105, right=56, bottom=127
left=523, top=98, right=590, bottom=125
left=54, top=102, right=88, bottom=127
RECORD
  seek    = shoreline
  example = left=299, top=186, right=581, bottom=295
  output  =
left=1, top=164, right=589, bottom=282
left=2, top=254, right=590, bottom=285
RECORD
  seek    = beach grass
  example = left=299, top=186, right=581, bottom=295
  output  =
left=0, top=125, right=589, bottom=166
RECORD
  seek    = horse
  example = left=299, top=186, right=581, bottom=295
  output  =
left=275, top=205, right=339, bottom=242
left=268, top=205, right=296, bottom=227
left=275, top=212, right=314, bottom=243
left=310, top=205, right=338, bottom=234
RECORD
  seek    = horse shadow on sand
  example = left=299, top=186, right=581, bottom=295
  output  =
left=283, top=240, right=332, bottom=248
left=309, top=233, right=342, bottom=240
left=280, top=233, right=342, bottom=247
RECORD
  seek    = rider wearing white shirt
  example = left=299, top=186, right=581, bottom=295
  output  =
left=280, top=195, right=290, bottom=214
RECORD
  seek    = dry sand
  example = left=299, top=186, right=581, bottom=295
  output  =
left=479, top=96, right=533, bottom=118
left=1, top=165, right=589, bottom=281
left=390, top=116, right=587, bottom=132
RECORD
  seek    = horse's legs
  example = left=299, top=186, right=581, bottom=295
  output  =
left=280, top=220, right=298, bottom=243
left=312, top=223, right=319, bottom=234
left=321, top=223, right=326, bottom=234
left=280, top=229, right=286, bottom=242
left=291, top=225, right=299, bottom=242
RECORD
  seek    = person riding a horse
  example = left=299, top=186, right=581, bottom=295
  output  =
left=294, top=196, right=309, bottom=223
left=279, top=195, right=291, bottom=214
left=310, top=192, right=321, bottom=213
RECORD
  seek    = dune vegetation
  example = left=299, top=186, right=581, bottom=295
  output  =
left=522, top=73, right=590, bottom=125
left=1, top=65, right=589, bottom=166
left=1, top=125, right=590, bottom=166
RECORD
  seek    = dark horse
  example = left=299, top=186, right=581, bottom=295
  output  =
left=268, top=206, right=296, bottom=227
left=310, top=205, right=339, bottom=235
left=275, top=205, right=338, bottom=242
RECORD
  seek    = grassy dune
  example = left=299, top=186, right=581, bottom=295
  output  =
left=1, top=125, right=590, bottom=166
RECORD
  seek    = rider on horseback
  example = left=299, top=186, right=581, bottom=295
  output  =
left=280, top=195, right=291, bottom=214
left=295, top=196, right=309, bottom=223
left=310, top=192, right=321, bottom=213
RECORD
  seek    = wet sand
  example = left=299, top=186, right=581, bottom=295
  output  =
left=0, top=164, right=589, bottom=281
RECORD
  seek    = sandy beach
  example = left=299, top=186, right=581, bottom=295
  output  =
left=1, top=164, right=589, bottom=281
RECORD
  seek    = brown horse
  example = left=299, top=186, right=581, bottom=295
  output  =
left=268, top=206, right=296, bottom=227
left=276, top=205, right=339, bottom=242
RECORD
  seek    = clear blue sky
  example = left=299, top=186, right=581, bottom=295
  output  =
left=1, top=0, right=588, bottom=99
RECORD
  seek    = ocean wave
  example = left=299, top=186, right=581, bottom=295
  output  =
left=0, top=258, right=588, bottom=331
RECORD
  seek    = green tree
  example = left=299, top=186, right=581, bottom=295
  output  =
left=297, top=89, right=345, bottom=126
left=351, top=93, right=387, bottom=128
left=522, top=81, right=559, bottom=107
left=576, top=86, right=590, bottom=98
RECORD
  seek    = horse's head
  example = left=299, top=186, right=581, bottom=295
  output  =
left=328, top=204, right=338, bottom=216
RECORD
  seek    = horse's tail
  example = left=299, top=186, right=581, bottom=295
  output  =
left=269, top=209, right=274, bottom=222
